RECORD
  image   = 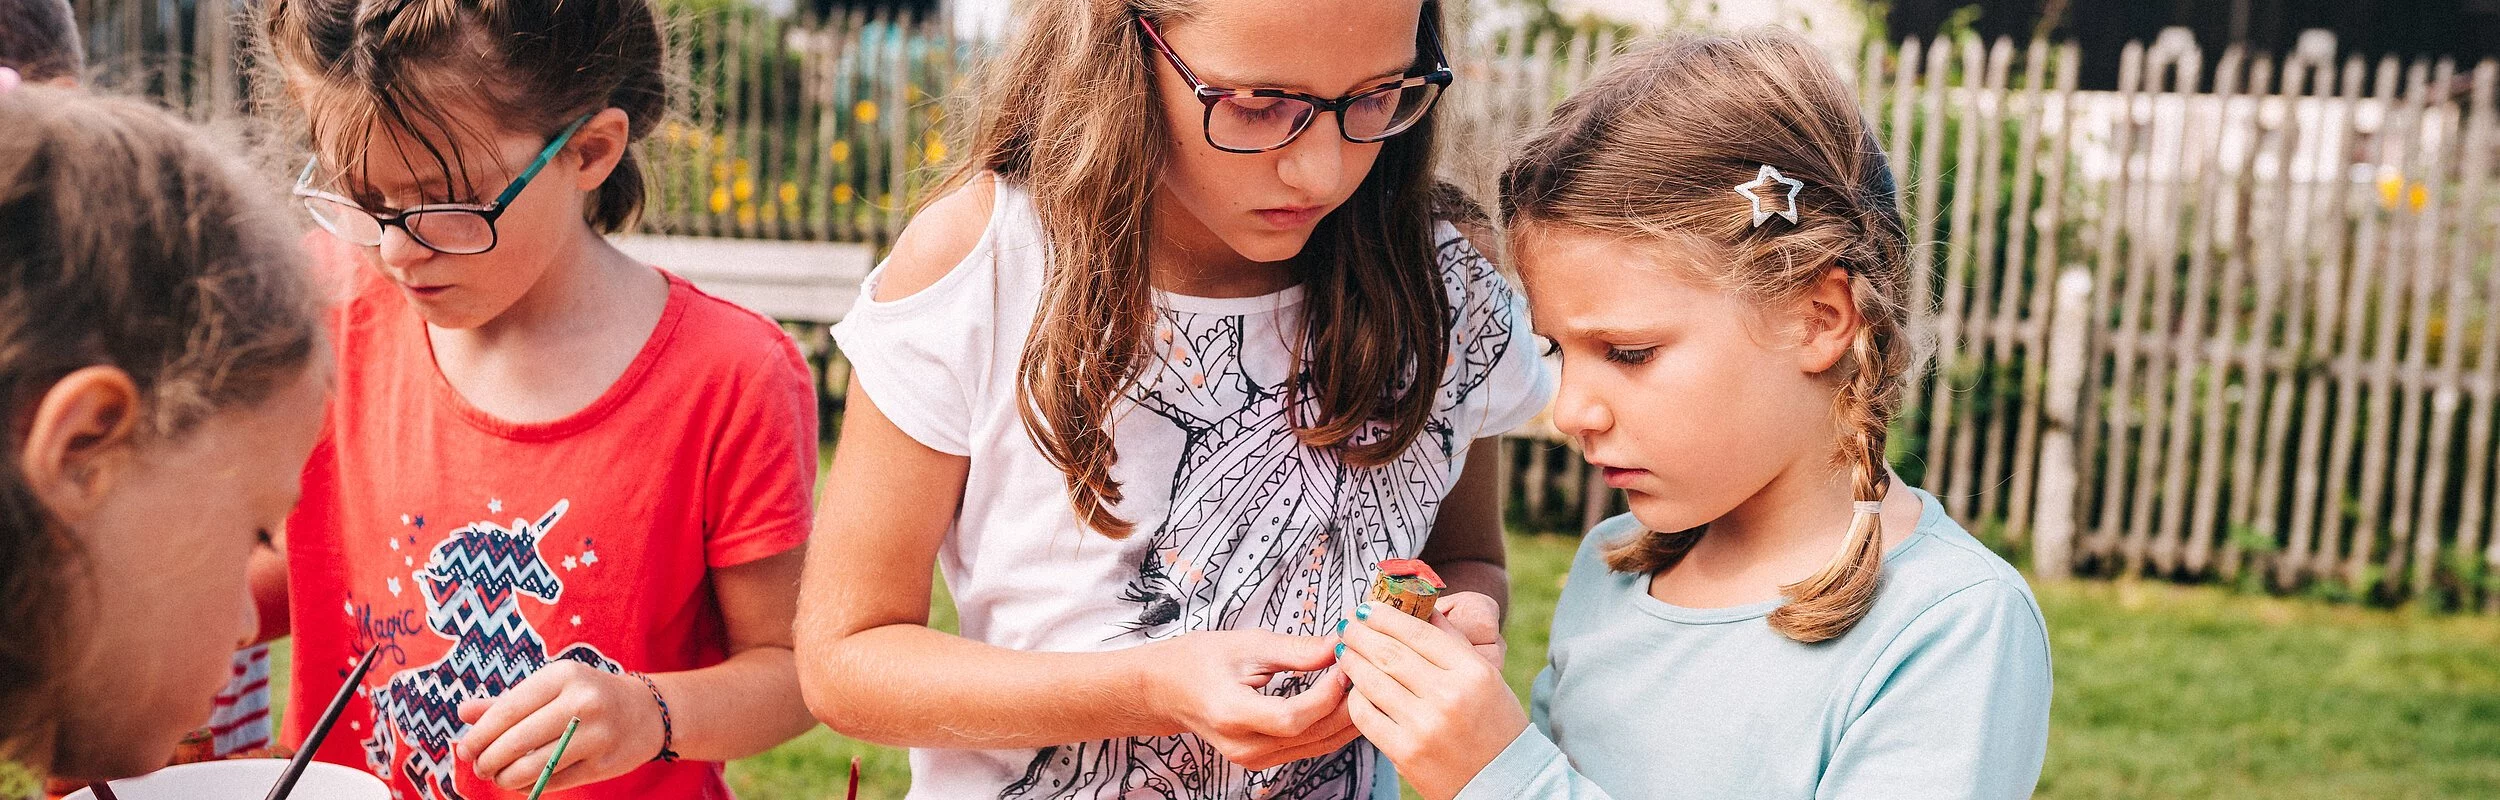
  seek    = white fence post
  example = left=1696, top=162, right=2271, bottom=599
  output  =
left=2034, top=268, right=2095, bottom=580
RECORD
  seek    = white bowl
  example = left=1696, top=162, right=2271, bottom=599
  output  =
left=64, top=759, right=389, bottom=800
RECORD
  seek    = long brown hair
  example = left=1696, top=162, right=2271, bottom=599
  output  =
left=257, top=0, right=668, bottom=231
left=949, top=0, right=1455, bottom=537
left=1501, top=30, right=1916, bottom=643
left=0, top=87, right=320, bottom=764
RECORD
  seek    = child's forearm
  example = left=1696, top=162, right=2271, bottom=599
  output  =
left=643, top=645, right=818, bottom=762
left=804, top=623, right=1170, bottom=750
left=1439, top=727, right=1615, bottom=800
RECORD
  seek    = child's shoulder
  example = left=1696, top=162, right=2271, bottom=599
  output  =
left=1879, top=488, right=2033, bottom=605
left=656, top=270, right=806, bottom=372
left=1427, top=216, right=1495, bottom=284
left=1857, top=488, right=2046, bottom=648
left=1573, top=512, right=1647, bottom=567
left=1426, top=217, right=1531, bottom=354
left=1557, top=513, right=1650, bottom=600
left=1572, top=496, right=2039, bottom=620
left=867, top=173, right=1008, bottom=304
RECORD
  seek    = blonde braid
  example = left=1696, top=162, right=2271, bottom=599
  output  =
left=1768, top=309, right=1896, bottom=642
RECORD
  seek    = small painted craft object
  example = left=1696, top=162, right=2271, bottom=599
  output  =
left=1368, top=559, right=1445, bottom=620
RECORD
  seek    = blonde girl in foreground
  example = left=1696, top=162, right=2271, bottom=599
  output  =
left=1338, top=30, right=2053, bottom=800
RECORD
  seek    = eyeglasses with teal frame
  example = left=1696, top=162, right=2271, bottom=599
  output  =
left=292, top=112, right=595, bottom=256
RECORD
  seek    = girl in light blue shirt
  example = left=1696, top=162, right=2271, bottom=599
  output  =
left=1336, top=29, right=2052, bottom=800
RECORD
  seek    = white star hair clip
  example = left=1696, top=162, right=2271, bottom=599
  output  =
left=1733, top=164, right=1804, bottom=227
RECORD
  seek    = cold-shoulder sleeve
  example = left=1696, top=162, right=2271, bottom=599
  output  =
left=827, top=220, right=1004, bottom=457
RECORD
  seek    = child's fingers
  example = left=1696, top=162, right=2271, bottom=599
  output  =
left=1260, top=667, right=1350, bottom=737
left=1333, top=645, right=1424, bottom=719
left=494, top=726, right=600, bottom=793
left=1430, top=593, right=1507, bottom=672
left=455, top=674, right=563, bottom=760
left=489, top=735, right=558, bottom=791
left=1345, top=685, right=1403, bottom=749
left=1236, top=696, right=1360, bottom=771
left=471, top=703, right=574, bottom=787
left=1340, top=611, right=1444, bottom=692
left=1247, top=718, right=1365, bottom=770
left=456, top=698, right=493, bottom=725
left=1430, top=591, right=1503, bottom=646
left=1356, top=602, right=1477, bottom=671
left=1254, top=632, right=1342, bottom=674
left=488, top=708, right=603, bottom=791
left=539, top=759, right=603, bottom=794
left=1267, top=699, right=1355, bottom=751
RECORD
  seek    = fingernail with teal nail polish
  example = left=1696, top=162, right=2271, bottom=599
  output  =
left=1355, top=603, right=1372, bottom=620
left=1334, top=643, right=1346, bottom=658
left=1335, top=618, right=1348, bottom=634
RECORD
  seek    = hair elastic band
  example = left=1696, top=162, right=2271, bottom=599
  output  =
left=1733, top=164, right=1804, bottom=227
left=1852, top=500, right=1885, bottom=515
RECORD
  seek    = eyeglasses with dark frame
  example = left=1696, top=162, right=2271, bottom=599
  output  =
left=1134, top=9, right=1453, bottom=154
left=291, top=113, right=596, bottom=256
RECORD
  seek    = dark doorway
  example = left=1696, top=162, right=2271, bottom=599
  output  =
left=1887, top=0, right=2500, bottom=89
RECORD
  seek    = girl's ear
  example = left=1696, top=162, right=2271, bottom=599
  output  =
left=567, top=107, right=634, bottom=192
left=20, top=366, right=144, bottom=526
left=1795, top=265, right=1858, bottom=374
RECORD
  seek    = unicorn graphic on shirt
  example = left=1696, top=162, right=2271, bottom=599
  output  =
left=361, top=500, right=619, bottom=800
left=1002, top=235, right=1519, bottom=800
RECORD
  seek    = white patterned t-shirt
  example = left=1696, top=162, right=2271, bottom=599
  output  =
left=831, top=178, right=1555, bottom=800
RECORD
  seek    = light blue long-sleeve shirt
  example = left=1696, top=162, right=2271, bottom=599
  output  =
left=1458, top=488, right=2052, bottom=800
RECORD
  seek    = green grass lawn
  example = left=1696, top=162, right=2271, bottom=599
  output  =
left=2034, top=579, right=2500, bottom=799
left=274, top=531, right=2500, bottom=799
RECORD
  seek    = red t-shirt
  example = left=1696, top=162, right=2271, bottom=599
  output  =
left=284, top=249, right=816, bottom=800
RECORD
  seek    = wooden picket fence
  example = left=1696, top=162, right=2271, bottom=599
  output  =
left=1862, top=29, right=2500, bottom=609
left=62, top=3, right=2500, bottom=610
left=65, top=0, right=250, bottom=119
left=1474, top=27, right=2500, bottom=612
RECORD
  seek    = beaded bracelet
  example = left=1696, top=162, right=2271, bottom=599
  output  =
left=632, top=672, right=679, bottom=763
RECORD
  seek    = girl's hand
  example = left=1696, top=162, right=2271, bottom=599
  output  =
left=1339, top=602, right=1528, bottom=800
left=1137, top=629, right=1359, bottom=771
left=1428, top=591, right=1506, bottom=674
left=454, top=660, right=665, bottom=792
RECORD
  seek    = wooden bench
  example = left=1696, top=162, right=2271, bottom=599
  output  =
left=614, top=234, right=878, bottom=422
left=613, top=234, right=877, bottom=324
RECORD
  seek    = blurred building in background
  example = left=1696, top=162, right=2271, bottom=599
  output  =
left=1531, top=0, right=1870, bottom=56
left=1887, top=0, right=2500, bottom=89
left=813, top=0, right=1005, bottom=39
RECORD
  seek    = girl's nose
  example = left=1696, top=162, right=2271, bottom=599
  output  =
left=1274, top=121, right=1346, bottom=195
left=375, top=226, right=435, bottom=270
left=1548, top=360, right=1613, bottom=441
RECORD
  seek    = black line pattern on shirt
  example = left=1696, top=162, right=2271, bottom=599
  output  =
left=1002, top=235, right=1519, bottom=800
